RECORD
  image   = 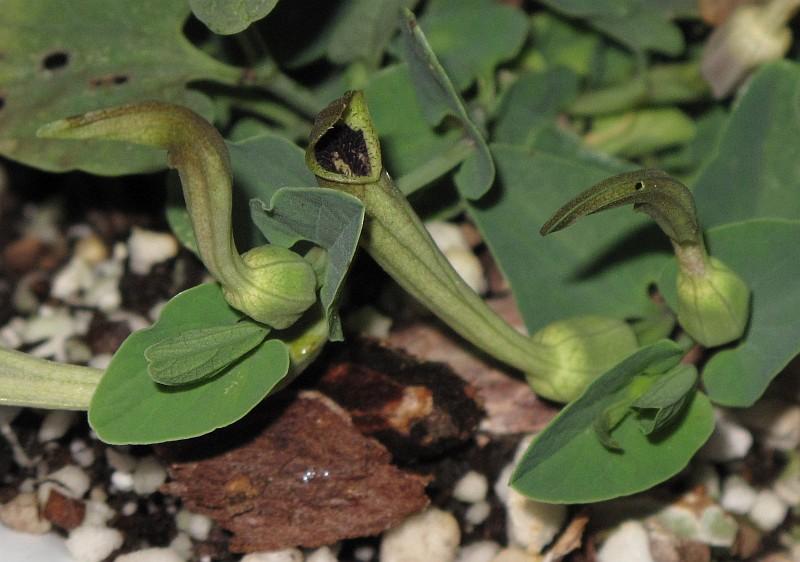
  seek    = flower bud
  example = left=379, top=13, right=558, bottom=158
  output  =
left=526, top=316, right=639, bottom=403
left=223, top=246, right=318, bottom=329
left=676, top=256, right=749, bottom=347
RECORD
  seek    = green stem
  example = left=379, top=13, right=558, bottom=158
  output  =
left=320, top=170, right=553, bottom=376
left=395, top=139, right=474, bottom=195
left=0, top=348, right=101, bottom=410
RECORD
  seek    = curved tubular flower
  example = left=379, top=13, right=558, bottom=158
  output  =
left=541, top=169, right=750, bottom=348
left=38, top=102, right=317, bottom=329
left=304, top=91, right=613, bottom=399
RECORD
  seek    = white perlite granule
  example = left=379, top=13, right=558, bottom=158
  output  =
left=66, top=525, right=124, bottom=562
left=380, top=508, right=461, bottom=562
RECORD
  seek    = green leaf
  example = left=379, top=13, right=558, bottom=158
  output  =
left=397, top=9, right=495, bottom=199
left=250, top=188, right=365, bottom=341
left=593, top=398, right=631, bottom=450
left=145, top=322, right=268, bottom=386
left=511, top=341, right=715, bottom=503
left=0, top=0, right=247, bottom=174
left=327, top=0, right=408, bottom=66
left=633, top=364, right=697, bottom=409
left=365, top=64, right=464, bottom=190
left=419, top=0, right=529, bottom=91
left=89, top=284, right=290, bottom=444
left=493, top=68, right=579, bottom=147
left=527, top=12, right=601, bottom=78
left=636, top=395, right=690, bottom=436
left=540, top=0, right=684, bottom=55
left=468, top=143, right=671, bottom=332
left=189, top=0, right=279, bottom=34
left=693, top=62, right=800, bottom=227
left=659, top=219, right=800, bottom=407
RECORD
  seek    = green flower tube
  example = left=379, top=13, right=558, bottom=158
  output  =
left=541, top=168, right=751, bottom=348
left=304, top=91, right=636, bottom=402
left=38, top=102, right=317, bottom=329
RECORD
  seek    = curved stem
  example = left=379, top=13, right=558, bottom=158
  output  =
left=0, top=348, right=101, bottom=410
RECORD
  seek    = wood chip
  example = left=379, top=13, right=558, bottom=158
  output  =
left=42, top=488, right=86, bottom=530
left=317, top=340, right=483, bottom=461
left=543, top=511, right=589, bottom=562
left=161, top=392, right=430, bottom=552
left=388, top=297, right=557, bottom=435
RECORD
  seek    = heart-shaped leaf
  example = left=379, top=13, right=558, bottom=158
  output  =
left=511, top=341, right=714, bottom=503
left=89, top=284, right=290, bottom=444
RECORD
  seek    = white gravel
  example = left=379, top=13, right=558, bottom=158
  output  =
left=455, top=541, right=500, bottom=562
left=453, top=471, right=489, bottom=504
left=132, top=456, right=167, bottom=496
left=749, top=489, right=789, bottom=532
left=720, top=475, right=758, bottom=514
left=176, top=509, right=214, bottom=541
left=306, top=546, right=338, bottom=562
left=127, top=228, right=179, bottom=276
left=0, top=492, right=51, bottom=534
left=597, top=521, right=654, bottom=562
left=66, top=525, right=124, bottom=562
left=380, top=508, right=461, bottom=562
left=699, top=412, right=753, bottom=462
left=114, top=547, right=184, bottom=562
left=39, top=464, right=91, bottom=502
left=240, top=550, right=304, bottom=562
left=38, top=410, right=78, bottom=442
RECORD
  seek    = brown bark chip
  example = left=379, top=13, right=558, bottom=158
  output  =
left=42, top=489, right=85, bottom=530
left=317, top=340, right=483, bottom=461
left=161, top=392, right=430, bottom=552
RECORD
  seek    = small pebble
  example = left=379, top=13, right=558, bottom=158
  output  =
left=133, top=456, right=167, bottom=495
left=354, top=546, right=375, bottom=561
left=106, top=448, right=137, bottom=472
left=774, top=452, right=800, bottom=506
left=70, top=439, right=96, bottom=468
left=122, top=501, right=138, bottom=516
left=114, top=547, right=184, bottom=562
left=169, top=532, right=193, bottom=560
left=38, top=410, right=78, bottom=442
left=720, top=475, right=758, bottom=514
left=0, top=492, right=52, bottom=534
left=306, top=546, right=338, bottom=562
left=597, top=521, right=654, bottom=562
left=456, top=541, right=500, bottom=562
left=749, top=489, right=789, bottom=532
left=426, top=222, right=470, bottom=252
left=74, top=234, right=108, bottom=265
left=66, top=525, right=124, bottom=562
left=465, top=501, right=492, bottom=526
left=40, top=464, right=91, bottom=502
left=445, top=248, right=487, bottom=294
left=240, top=550, right=304, bottom=562
left=699, top=413, right=752, bottom=462
left=82, top=500, right=115, bottom=527
left=738, top=399, right=800, bottom=451
left=111, top=470, right=135, bottom=492
left=128, top=227, right=179, bottom=275
left=176, top=509, right=213, bottom=541
left=380, top=508, right=460, bottom=562
left=489, top=548, right=536, bottom=562
left=345, top=306, right=392, bottom=338
left=453, top=471, right=489, bottom=504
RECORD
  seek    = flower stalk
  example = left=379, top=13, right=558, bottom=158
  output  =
left=38, top=102, right=317, bottom=330
left=541, top=169, right=750, bottom=347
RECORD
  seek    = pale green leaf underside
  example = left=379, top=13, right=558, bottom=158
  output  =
left=189, top=0, right=279, bottom=35
left=145, top=322, right=268, bottom=385
left=512, top=341, right=714, bottom=503
left=89, top=284, right=290, bottom=445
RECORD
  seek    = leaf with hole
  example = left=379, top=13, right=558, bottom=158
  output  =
left=0, top=0, right=256, bottom=174
left=89, top=283, right=290, bottom=444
